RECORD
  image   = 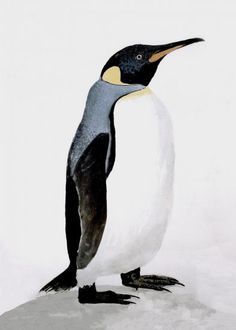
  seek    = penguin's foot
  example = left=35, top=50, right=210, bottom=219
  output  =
left=78, top=283, right=138, bottom=305
left=121, top=268, right=184, bottom=293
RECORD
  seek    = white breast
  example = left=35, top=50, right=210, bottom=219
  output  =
left=77, top=88, right=175, bottom=286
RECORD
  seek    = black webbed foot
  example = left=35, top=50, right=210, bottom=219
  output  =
left=121, top=268, right=184, bottom=293
left=78, top=283, right=138, bottom=305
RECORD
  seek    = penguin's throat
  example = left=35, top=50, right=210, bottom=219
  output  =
left=81, top=80, right=145, bottom=132
left=120, top=87, right=151, bottom=101
left=87, top=80, right=145, bottom=104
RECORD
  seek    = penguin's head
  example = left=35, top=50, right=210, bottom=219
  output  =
left=101, top=38, right=204, bottom=86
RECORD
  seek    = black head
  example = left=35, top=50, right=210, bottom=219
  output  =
left=101, top=38, right=204, bottom=86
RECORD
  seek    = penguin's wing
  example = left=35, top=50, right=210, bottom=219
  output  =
left=73, top=133, right=109, bottom=269
left=106, top=110, right=115, bottom=177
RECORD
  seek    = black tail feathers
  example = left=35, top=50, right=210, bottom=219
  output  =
left=40, top=265, right=77, bottom=293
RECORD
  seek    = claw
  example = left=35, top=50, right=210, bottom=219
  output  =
left=121, top=294, right=139, bottom=300
left=161, top=287, right=172, bottom=293
left=121, top=300, right=136, bottom=305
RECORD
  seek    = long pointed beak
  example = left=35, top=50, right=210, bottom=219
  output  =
left=149, top=38, right=204, bottom=63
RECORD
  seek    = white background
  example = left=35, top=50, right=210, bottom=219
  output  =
left=0, top=0, right=236, bottom=320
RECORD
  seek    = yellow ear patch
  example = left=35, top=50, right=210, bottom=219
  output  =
left=102, top=66, right=128, bottom=85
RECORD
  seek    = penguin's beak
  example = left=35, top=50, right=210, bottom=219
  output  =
left=149, top=38, right=204, bottom=63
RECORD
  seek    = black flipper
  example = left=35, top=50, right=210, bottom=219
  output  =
left=74, top=133, right=109, bottom=269
left=106, top=106, right=116, bottom=177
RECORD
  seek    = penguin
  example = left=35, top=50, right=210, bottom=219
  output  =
left=40, top=37, right=204, bottom=304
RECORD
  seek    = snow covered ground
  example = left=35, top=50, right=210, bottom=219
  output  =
left=1, top=243, right=236, bottom=329
left=1, top=286, right=236, bottom=330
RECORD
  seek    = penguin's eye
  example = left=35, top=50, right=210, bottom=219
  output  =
left=135, top=54, right=143, bottom=60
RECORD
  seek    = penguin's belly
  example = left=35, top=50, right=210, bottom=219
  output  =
left=79, top=89, right=174, bottom=283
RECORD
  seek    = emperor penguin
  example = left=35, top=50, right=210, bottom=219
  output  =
left=40, top=37, right=203, bottom=304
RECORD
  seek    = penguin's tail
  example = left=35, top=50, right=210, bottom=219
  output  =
left=40, top=265, right=77, bottom=292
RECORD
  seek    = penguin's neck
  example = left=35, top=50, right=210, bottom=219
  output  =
left=68, top=80, right=146, bottom=176
left=81, top=80, right=145, bottom=130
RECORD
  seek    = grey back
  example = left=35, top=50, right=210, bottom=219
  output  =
left=68, top=79, right=145, bottom=176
